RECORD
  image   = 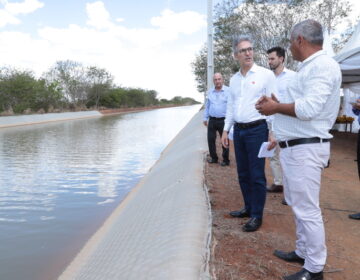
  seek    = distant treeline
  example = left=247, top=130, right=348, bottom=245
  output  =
left=0, top=60, right=199, bottom=115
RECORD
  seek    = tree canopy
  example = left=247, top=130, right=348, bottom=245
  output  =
left=192, top=0, right=354, bottom=92
left=0, top=61, right=199, bottom=115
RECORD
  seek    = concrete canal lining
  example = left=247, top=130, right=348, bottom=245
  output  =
left=59, top=110, right=212, bottom=280
left=0, top=111, right=102, bottom=128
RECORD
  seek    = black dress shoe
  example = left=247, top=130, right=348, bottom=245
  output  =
left=349, top=212, right=360, bottom=220
left=283, top=268, right=323, bottom=280
left=282, top=198, right=288, bottom=205
left=207, top=158, right=218, bottom=164
left=274, top=250, right=304, bottom=264
left=220, top=161, right=229, bottom=166
left=266, top=184, right=283, bottom=192
left=242, top=217, right=262, bottom=232
left=229, top=208, right=250, bottom=218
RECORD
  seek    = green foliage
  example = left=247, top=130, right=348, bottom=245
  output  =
left=0, top=61, right=197, bottom=114
left=192, top=0, right=352, bottom=92
left=0, top=67, right=63, bottom=113
left=165, top=96, right=200, bottom=105
left=99, top=87, right=160, bottom=108
left=85, top=66, right=114, bottom=108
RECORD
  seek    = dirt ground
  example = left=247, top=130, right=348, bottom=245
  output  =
left=205, top=131, right=360, bottom=280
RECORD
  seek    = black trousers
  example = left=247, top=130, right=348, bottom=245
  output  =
left=357, top=130, right=360, bottom=179
left=207, top=118, right=229, bottom=162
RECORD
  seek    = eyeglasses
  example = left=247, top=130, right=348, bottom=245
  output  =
left=236, top=47, right=253, bottom=54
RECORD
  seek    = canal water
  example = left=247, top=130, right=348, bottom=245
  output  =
left=0, top=105, right=201, bottom=280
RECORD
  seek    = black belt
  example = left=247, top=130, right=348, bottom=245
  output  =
left=279, top=137, right=330, bottom=148
left=209, top=116, right=225, bottom=120
left=235, top=119, right=266, bottom=129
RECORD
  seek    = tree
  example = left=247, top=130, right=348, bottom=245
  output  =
left=44, top=60, right=88, bottom=107
left=192, top=0, right=352, bottom=93
left=34, top=79, right=64, bottom=112
left=0, top=67, right=63, bottom=113
left=85, top=66, right=114, bottom=108
left=332, top=19, right=358, bottom=52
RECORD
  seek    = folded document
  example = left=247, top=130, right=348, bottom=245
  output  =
left=258, top=142, right=275, bottom=158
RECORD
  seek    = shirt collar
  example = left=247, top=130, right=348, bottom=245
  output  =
left=212, top=86, right=225, bottom=93
left=277, top=67, right=291, bottom=77
left=299, top=50, right=326, bottom=70
left=237, top=63, right=259, bottom=76
left=282, top=67, right=290, bottom=73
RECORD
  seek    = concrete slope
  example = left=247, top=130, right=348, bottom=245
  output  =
left=0, top=111, right=102, bottom=128
left=59, top=110, right=211, bottom=280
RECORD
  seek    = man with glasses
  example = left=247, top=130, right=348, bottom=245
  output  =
left=203, top=73, right=230, bottom=166
left=221, top=36, right=277, bottom=232
left=256, top=19, right=341, bottom=280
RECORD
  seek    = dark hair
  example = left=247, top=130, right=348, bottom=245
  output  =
left=267, top=46, right=286, bottom=59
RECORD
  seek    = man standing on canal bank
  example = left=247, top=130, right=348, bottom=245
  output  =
left=256, top=19, right=341, bottom=280
left=203, top=73, right=230, bottom=166
left=348, top=96, right=360, bottom=219
left=266, top=47, right=296, bottom=194
left=221, top=36, right=278, bottom=232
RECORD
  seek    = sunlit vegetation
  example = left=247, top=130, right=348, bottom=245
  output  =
left=0, top=60, right=199, bottom=115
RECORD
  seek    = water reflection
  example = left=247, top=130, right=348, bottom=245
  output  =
left=0, top=105, right=201, bottom=280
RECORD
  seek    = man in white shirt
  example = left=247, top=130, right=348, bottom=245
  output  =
left=266, top=47, right=296, bottom=196
left=203, top=73, right=230, bottom=166
left=256, top=19, right=341, bottom=280
left=221, top=36, right=277, bottom=232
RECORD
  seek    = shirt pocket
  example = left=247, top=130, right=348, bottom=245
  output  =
left=220, top=94, right=228, bottom=104
left=247, top=76, right=265, bottom=94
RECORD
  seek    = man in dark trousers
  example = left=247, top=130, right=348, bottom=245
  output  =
left=349, top=96, right=360, bottom=219
left=203, top=73, right=230, bottom=166
left=221, top=36, right=278, bottom=232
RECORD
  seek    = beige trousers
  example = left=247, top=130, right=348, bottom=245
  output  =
left=269, top=144, right=283, bottom=185
left=280, top=142, right=329, bottom=273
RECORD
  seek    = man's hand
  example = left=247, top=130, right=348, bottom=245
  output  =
left=353, top=98, right=360, bottom=110
left=221, top=131, right=229, bottom=148
left=270, top=93, right=279, bottom=103
left=203, top=120, right=208, bottom=126
left=267, top=133, right=277, bottom=151
left=255, top=95, right=279, bottom=116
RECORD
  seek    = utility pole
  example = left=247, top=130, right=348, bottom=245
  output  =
left=206, top=0, right=214, bottom=103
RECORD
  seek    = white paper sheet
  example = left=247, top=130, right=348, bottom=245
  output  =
left=258, top=142, right=275, bottom=158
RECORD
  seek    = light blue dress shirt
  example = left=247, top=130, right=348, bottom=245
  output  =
left=203, top=85, right=230, bottom=121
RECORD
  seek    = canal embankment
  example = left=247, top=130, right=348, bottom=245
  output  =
left=0, top=105, right=194, bottom=128
left=0, top=111, right=102, bottom=128
left=58, top=110, right=212, bottom=280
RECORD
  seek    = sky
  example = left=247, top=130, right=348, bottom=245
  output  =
left=0, top=0, right=359, bottom=102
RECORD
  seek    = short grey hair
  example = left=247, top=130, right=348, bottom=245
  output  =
left=291, top=19, right=323, bottom=46
left=232, top=35, right=253, bottom=54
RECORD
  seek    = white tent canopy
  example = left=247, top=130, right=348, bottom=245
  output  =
left=334, top=22, right=360, bottom=86
left=333, top=23, right=360, bottom=133
left=323, top=29, right=335, bottom=57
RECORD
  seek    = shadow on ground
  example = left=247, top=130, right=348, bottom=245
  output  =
left=206, top=131, right=360, bottom=280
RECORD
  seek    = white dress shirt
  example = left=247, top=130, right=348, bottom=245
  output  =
left=203, top=86, right=230, bottom=121
left=273, top=50, right=342, bottom=141
left=224, top=64, right=278, bottom=131
left=269, top=67, right=297, bottom=127
left=275, top=67, right=296, bottom=102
